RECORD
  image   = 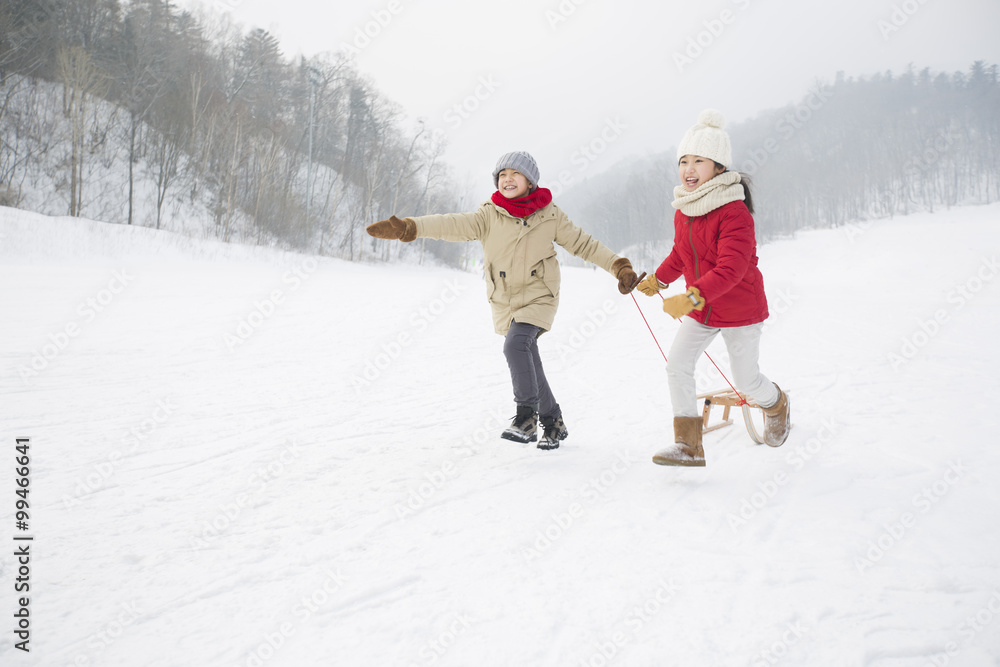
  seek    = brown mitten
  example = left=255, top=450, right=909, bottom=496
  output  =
left=636, top=273, right=666, bottom=297
left=611, top=257, right=639, bottom=294
left=662, top=286, right=706, bottom=319
left=366, top=215, right=417, bottom=243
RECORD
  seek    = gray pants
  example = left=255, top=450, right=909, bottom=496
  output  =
left=503, top=321, right=559, bottom=418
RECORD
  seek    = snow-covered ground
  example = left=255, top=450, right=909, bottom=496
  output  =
left=2, top=203, right=999, bottom=667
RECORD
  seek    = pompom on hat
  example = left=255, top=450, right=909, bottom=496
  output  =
left=492, top=151, right=540, bottom=191
left=676, top=109, right=732, bottom=168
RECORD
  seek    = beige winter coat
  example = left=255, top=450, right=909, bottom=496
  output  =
left=414, top=200, right=621, bottom=335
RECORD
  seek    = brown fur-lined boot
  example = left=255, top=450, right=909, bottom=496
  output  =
left=761, top=384, right=790, bottom=447
left=652, top=416, right=706, bottom=467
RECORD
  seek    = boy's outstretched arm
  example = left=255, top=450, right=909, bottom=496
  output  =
left=371, top=208, right=488, bottom=244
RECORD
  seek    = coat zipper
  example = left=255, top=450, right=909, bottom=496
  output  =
left=516, top=217, right=528, bottom=310
left=687, top=219, right=699, bottom=279
left=688, top=217, right=712, bottom=324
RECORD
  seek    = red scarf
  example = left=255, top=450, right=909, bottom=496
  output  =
left=491, top=187, right=553, bottom=218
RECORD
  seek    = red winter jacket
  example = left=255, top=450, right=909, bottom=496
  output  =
left=654, top=200, right=768, bottom=328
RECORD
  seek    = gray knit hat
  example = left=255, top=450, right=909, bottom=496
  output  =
left=677, top=109, right=732, bottom=168
left=492, top=151, right=540, bottom=191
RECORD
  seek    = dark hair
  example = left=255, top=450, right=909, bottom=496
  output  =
left=737, top=172, right=754, bottom=215
left=713, top=161, right=754, bottom=214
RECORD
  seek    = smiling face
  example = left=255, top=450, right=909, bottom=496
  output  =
left=678, top=154, right=725, bottom=191
left=497, top=169, right=532, bottom=199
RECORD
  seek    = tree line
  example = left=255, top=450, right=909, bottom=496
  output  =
left=560, top=61, right=1000, bottom=264
left=2, top=3, right=996, bottom=265
left=0, top=0, right=464, bottom=263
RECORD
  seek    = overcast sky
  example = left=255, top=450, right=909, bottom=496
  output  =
left=178, top=0, right=1000, bottom=203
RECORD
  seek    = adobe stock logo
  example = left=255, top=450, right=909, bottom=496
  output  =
left=877, top=0, right=931, bottom=40
left=19, top=269, right=134, bottom=381
left=672, top=0, right=753, bottom=73
left=443, top=76, right=501, bottom=130
left=340, top=0, right=410, bottom=58
left=855, top=460, right=966, bottom=573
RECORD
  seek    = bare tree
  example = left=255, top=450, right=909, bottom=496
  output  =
left=57, top=45, right=107, bottom=216
left=0, top=0, right=58, bottom=81
left=148, top=106, right=183, bottom=229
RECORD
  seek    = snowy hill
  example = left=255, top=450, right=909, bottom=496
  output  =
left=2, top=204, right=1000, bottom=666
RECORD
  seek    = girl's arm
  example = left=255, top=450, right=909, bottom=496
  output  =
left=655, top=248, right=685, bottom=286
left=655, top=217, right=686, bottom=286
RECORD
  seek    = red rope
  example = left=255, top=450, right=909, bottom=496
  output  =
left=630, top=288, right=748, bottom=406
left=629, top=291, right=668, bottom=364
left=699, top=343, right=748, bottom=405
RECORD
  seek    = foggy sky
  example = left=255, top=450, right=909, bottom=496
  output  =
left=179, top=0, right=1000, bottom=204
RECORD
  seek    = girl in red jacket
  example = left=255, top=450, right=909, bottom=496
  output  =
left=637, top=110, right=789, bottom=466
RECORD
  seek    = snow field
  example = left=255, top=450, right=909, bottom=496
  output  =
left=1, top=203, right=999, bottom=666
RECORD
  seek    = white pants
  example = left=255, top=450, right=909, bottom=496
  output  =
left=667, top=318, right=779, bottom=417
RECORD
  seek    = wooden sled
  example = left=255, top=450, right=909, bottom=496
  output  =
left=696, top=388, right=764, bottom=444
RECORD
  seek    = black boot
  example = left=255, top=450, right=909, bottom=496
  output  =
left=538, top=412, right=568, bottom=450
left=502, top=405, right=538, bottom=443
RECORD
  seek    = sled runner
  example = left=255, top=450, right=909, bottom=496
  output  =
left=697, top=388, right=765, bottom=444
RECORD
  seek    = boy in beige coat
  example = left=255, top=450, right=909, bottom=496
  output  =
left=367, top=151, right=638, bottom=449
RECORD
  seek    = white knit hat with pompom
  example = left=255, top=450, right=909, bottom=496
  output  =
left=676, top=109, right=732, bottom=168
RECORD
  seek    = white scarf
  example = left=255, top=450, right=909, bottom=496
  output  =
left=672, top=171, right=744, bottom=217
